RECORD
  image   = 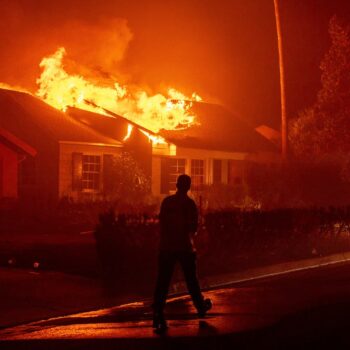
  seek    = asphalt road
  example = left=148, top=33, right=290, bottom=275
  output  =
left=2, top=262, right=350, bottom=349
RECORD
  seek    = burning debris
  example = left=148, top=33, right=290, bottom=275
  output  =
left=36, top=47, right=202, bottom=133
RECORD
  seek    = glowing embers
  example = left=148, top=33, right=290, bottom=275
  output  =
left=36, top=47, right=201, bottom=133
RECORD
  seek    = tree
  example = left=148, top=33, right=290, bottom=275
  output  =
left=290, top=16, right=350, bottom=159
left=103, top=152, right=151, bottom=207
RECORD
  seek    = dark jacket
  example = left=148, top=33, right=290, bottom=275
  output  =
left=159, top=192, right=198, bottom=252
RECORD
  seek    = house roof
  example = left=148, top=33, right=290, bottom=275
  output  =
left=67, top=107, right=132, bottom=142
left=0, top=127, right=37, bottom=156
left=67, top=106, right=159, bottom=143
left=0, top=88, right=122, bottom=147
left=0, top=89, right=273, bottom=156
left=255, top=124, right=281, bottom=147
left=68, top=102, right=277, bottom=154
left=159, top=102, right=277, bottom=153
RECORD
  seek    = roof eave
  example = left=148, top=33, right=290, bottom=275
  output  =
left=0, top=127, right=37, bottom=156
left=59, top=140, right=123, bottom=148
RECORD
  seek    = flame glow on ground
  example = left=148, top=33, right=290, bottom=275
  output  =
left=36, top=47, right=202, bottom=133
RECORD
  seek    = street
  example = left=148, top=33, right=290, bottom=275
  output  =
left=2, top=262, right=350, bottom=349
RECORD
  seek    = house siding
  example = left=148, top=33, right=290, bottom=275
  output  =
left=18, top=141, right=59, bottom=205
left=151, top=146, right=279, bottom=196
left=151, top=156, right=162, bottom=196
left=151, top=147, right=250, bottom=196
left=0, top=143, right=18, bottom=198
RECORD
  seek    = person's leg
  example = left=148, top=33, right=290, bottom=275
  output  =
left=153, top=251, right=176, bottom=313
left=179, top=252, right=205, bottom=310
left=180, top=252, right=212, bottom=317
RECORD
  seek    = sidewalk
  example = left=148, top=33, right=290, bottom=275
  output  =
left=179, top=250, right=350, bottom=292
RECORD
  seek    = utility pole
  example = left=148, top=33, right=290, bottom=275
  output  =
left=273, top=0, right=288, bottom=160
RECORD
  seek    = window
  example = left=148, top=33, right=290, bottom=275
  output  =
left=82, top=155, right=101, bottom=191
left=168, top=158, right=186, bottom=192
left=191, top=159, right=204, bottom=190
left=160, top=158, right=186, bottom=194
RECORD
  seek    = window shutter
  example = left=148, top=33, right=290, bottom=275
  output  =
left=72, top=152, right=83, bottom=191
left=213, top=159, right=222, bottom=184
left=103, top=154, right=114, bottom=194
left=160, top=157, right=169, bottom=194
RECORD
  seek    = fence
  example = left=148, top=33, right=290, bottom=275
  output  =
left=94, top=207, right=350, bottom=282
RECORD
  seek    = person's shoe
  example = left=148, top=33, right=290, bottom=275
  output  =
left=152, top=311, right=168, bottom=333
left=197, top=298, right=212, bottom=318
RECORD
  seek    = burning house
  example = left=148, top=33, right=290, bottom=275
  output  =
left=0, top=86, right=279, bottom=204
left=63, top=100, right=279, bottom=197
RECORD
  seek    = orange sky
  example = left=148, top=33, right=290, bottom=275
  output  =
left=0, top=0, right=350, bottom=127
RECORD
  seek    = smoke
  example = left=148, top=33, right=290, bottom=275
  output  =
left=54, top=18, right=133, bottom=82
left=0, top=8, right=134, bottom=90
left=0, top=1, right=23, bottom=30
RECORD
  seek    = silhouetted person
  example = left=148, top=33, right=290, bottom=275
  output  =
left=152, top=174, right=212, bottom=331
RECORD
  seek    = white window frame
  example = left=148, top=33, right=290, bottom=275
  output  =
left=191, top=159, right=205, bottom=191
left=82, top=155, right=101, bottom=192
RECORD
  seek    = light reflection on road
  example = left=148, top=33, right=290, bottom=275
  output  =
left=0, top=287, right=277, bottom=340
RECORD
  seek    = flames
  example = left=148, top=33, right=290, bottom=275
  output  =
left=36, top=47, right=201, bottom=134
left=123, top=124, right=134, bottom=141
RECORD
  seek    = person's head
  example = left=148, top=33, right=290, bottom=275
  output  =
left=176, top=174, right=191, bottom=193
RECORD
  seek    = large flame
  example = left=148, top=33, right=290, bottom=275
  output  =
left=36, top=47, right=201, bottom=133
